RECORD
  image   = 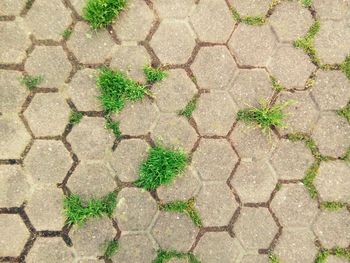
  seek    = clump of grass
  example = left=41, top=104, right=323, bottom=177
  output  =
left=302, top=161, right=320, bottom=199
left=321, top=201, right=346, bottom=211
left=287, top=133, right=325, bottom=161
left=106, top=118, right=121, bottom=139
left=135, top=145, right=188, bottom=190
left=270, top=76, right=285, bottom=92
left=63, top=192, right=116, bottom=225
left=103, top=240, right=118, bottom=259
left=143, top=65, right=167, bottom=84
left=341, top=55, right=350, bottom=80
left=61, top=28, right=73, bottom=40
left=315, top=250, right=330, bottom=263
left=269, top=254, right=281, bottom=263
left=153, top=250, right=200, bottom=263
left=334, top=247, right=350, bottom=260
left=20, top=75, right=43, bottom=90
left=69, top=111, right=83, bottom=125
left=83, top=0, right=127, bottom=29
left=232, top=8, right=265, bottom=25
left=300, top=0, right=312, bottom=7
left=337, top=101, right=350, bottom=124
left=160, top=198, right=202, bottom=227
left=178, top=97, right=197, bottom=118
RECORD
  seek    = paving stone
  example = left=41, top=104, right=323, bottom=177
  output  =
left=115, top=188, right=157, bottom=231
left=0, top=214, right=29, bottom=257
left=25, top=0, right=72, bottom=41
left=312, top=70, right=350, bottom=111
left=67, top=22, right=115, bottom=64
left=111, top=233, right=156, bottom=263
left=267, top=45, right=316, bottom=89
left=150, top=20, right=196, bottom=65
left=228, top=24, right=277, bottom=67
left=157, top=166, right=201, bottom=202
left=314, top=20, right=350, bottom=64
left=0, top=0, right=25, bottom=16
left=193, top=91, right=237, bottom=136
left=326, top=256, right=349, bottom=263
left=67, top=117, right=114, bottom=160
left=154, top=0, right=195, bottom=19
left=151, top=212, right=198, bottom=251
left=233, top=207, right=278, bottom=250
left=271, top=184, right=318, bottom=227
left=229, top=0, right=270, bottom=16
left=25, top=185, right=64, bottom=230
left=313, top=209, right=350, bottom=248
left=110, top=45, right=151, bottom=83
left=190, top=0, right=234, bottom=43
left=274, top=228, right=317, bottom=263
left=191, top=46, right=238, bottom=90
left=315, top=160, right=350, bottom=202
left=0, top=70, right=28, bottom=114
left=269, top=1, right=314, bottom=42
left=70, top=217, right=116, bottom=258
left=67, top=161, right=117, bottom=199
left=228, top=69, right=274, bottom=109
left=0, top=165, right=30, bottom=207
left=68, top=68, right=102, bottom=112
left=76, top=259, right=101, bottom=263
left=312, top=112, right=350, bottom=157
left=195, top=182, right=238, bottom=227
left=270, top=139, right=314, bottom=180
left=192, top=139, right=238, bottom=181
left=313, top=0, right=350, bottom=20
left=230, top=122, right=278, bottom=161
left=0, top=21, right=30, bottom=64
left=70, top=0, right=85, bottom=16
left=0, top=115, right=31, bottom=159
left=109, top=139, right=149, bottom=182
left=26, top=237, right=75, bottom=263
left=151, top=113, right=198, bottom=152
left=241, top=254, right=269, bottom=263
left=113, top=0, right=154, bottom=41
left=25, top=46, right=72, bottom=88
left=153, top=69, right=197, bottom=113
left=116, top=98, right=160, bottom=136
left=231, top=159, right=277, bottom=203
left=24, top=93, right=70, bottom=137
left=194, top=232, right=242, bottom=263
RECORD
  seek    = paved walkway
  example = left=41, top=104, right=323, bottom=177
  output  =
left=1, top=0, right=350, bottom=262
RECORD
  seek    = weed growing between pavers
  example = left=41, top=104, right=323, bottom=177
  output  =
left=134, top=145, right=188, bottom=190
left=270, top=76, right=285, bottom=92
left=153, top=250, right=201, bottom=263
left=159, top=198, right=202, bottom=227
left=341, top=55, right=350, bottom=80
left=300, top=0, right=312, bottom=7
left=83, top=0, right=127, bottom=29
left=69, top=111, right=83, bottom=125
left=105, top=118, right=121, bottom=139
left=61, top=28, right=73, bottom=40
left=179, top=97, right=198, bottom=118
left=103, top=240, right=119, bottom=259
left=337, top=101, right=350, bottom=124
left=20, top=75, right=44, bottom=90
left=315, top=247, right=350, bottom=263
left=340, top=147, right=350, bottom=162
left=232, top=8, right=265, bottom=26
left=268, top=254, right=281, bottom=263
left=144, top=65, right=168, bottom=84
left=320, top=201, right=346, bottom=211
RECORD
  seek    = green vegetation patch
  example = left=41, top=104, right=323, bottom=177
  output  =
left=302, top=161, right=320, bottom=199
left=337, top=101, right=350, bottom=124
left=269, top=254, right=281, bottom=263
left=153, top=250, right=201, bottom=263
left=61, top=28, right=73, bottom=40
left=232, top=8, right=265, bottom=26
left=179, top=97, right=197, bottom=118
left=341, top=55, right=350, bottom=80
left=287, top=133, right=325, bottom=161
left=270, top=76, right=285, bottom=92
left=135, top=145, right=188, bottom=190
left=321, top=201, right=346, bottom=211
left=315, top=250, right=330, bottom=263
left=69, top=111, right=83, bottom=125
left=83, top=0, right=127, bottom=29
left=106, top=118, right=121, bottom=139
left=143, top=65, right=168, bottom=84
left=20, top=75, right=43, bottom=90
left=103, top=240, right=119, bottom=259
left=315, top=248, right=350, bottom=263
left=300, top=0, right=312, bottom=7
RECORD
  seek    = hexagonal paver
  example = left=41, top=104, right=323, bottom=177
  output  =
left=315, top=160, right=350, bottom=202
left=0, top=165, right=30, bottom=207
left=313, top=209, right=350, bottom=248
left=67, top=117, right=114, bottom=160
left=153, top=69, right=197, bottom=113
left=228, top=69, right=273, bottom=109
left=194, top=232, right=243, bottom=263
left=70, top=217, right=116, bottom=257
left=231, top=160, right=277, bottom=203
left=117, top=98, right=160, bottom=136
left=150, top=20, right=196, bottom=64
left=151, top=212, right=198, bottom=251
left=67, top=22, right=115, bottom=64
left=67, top=161, right=117, bottom=200
left=112, top=233, right=156, bottom=263
left=312, top=71, right=350, bottom=111
left=267, top=45, right=316, bottom=89
left=0, top=70, right=28, bottom=114
left=191, top=46, right=238, bottom=90
left=313, top=0, right=349, bottom=20
left=274, top=228, right=317, bottom=263
left=195, top=182, right=238, bottom=227
left=25, top=0, right=72, bottom=41
left=0, top=115, right=31, bottom=159
left=193, top=91, right=237, bottom=136
left=110, top=45, right=151, bottom=83
left=0, top=214, right=29, bottom=257
left=228, top=24, right=277, bottom=67
left=192, top=139, right=238, bottom=181
left=113, top=0, right=154, bottom=41
left=25, top=46, right=72, bottom=88
left=312, top=112, right=350, bottom=157
left=270, top=139, right=314, bottom=180
left=234, top=207, right=278, bottom=250
left=0, top=0, right=26, bottom=16
left=241, top=254, right=269, bottom=263
left=269, top=1, right=314, bottom=42
left=229, top=0, right=270, bottom=16
left=271, top=184, right=318, bottom=227
left=24, top=93, right=70, bottom=137
left=115, top=188, right=157, bottom=231
left=314, top=20, right=350, bottom=64
left=154, top=0, right=195, bottom=19
left=190, top=0, right=234, bottom=43
left=26, top=237, right=74, bottom=263
left=0, top=21, right=30, bottom=64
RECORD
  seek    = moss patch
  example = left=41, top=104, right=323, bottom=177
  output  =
left=232, top=8, right=265, bottom=26
left=153, top=250, right=201, bottom=263
left=143, top=65, right=167, bottom=84
left=103, top=240, right=119, bottom=259
left=61, top=28, right=73, bottom=40
left=20, top=75, right=43, bottom=90
left=269, top=254, right=281, bottom=263
left=69, top=111, right=83, bottom=125
left=300, top=0, right=312, bottom=7
left=315, top=248, right=350, bottom=263
left=321, top=201, right=346, bottom=211
left=178, top=97, right=197, bottom=118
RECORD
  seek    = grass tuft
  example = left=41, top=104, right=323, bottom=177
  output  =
left=135, top=145, right=188, bottom=190
left=232, top=8, right=265, bottom=25
left=300, top=0, right=312, bottom=7
left=270, top=76, right=285, bottom=92
left=341, top=55, right=350, bottom=80
left=314, top=250, right=330, bottom=263
left=153, top=250, right=201, bottom=263
left=61, top=28, right=73, bottom=40
left=178, top=97, right=197, bottom=118
left=20, top=75, right=43, bottom=90
left=143, top=65, right=167, bottom=84
left=269, top=254, right=281, bottom=263
left=302, top=161, right=320, bottom=199
left=334, top=247, right=350, bottom=260
left=83, top=0, right=127, bottom=29
left=69, top=111, right=83, bottom=125
left=321, top=201, right=346, bottom=211
left=106, top=118, right=121, bottom=139
left=103, top=240, right=118, bottom=259
left=337, top=101, right=350, bottom=124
